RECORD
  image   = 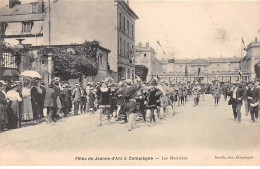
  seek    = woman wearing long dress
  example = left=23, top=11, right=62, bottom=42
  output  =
left=6, top=83, right=22, bottom=129
left=21, top=81, right=34, bottom=121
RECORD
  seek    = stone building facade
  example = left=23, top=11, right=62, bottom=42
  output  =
left=135, top=42, right=162, bottom=81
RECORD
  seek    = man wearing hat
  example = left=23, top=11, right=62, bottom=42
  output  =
left=116, top=78, right=142, bottom=131
left=0, top=80, right=8, bottom=131
left=228, top=82, right=244, bottom=123
left=244, top=81, right=253, bottom=116
left=85, top=82, right=92, bottom=112
left=63, top=83, right=71, bottom=117
left=248, top=80, right=260, bottom=123
left=146, top=79, right=162, bottom=126
left=31, top=77, right=41, bottom=121
left=44, top=83, right=57, bottom=124
left=72, top=83, right=82, bottom=116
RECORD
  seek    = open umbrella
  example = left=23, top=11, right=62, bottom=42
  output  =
left=2, top=69, right=20, bottom=77
left=20, top=70, right=41, bottom=78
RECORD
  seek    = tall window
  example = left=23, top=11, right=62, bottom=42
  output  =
left=32, top=4, right=38, bottom=13
left=99, top=54, right=103, bottom=66
left=22, top=22, right=32, bottom=33
left=119, top=13, right=122, bottom=30
left=127, top=42, right=129, bottom=58
left=132, top=24, right=134, bottom=38
left=127, top=21, right=129, bottom=35
left=123, top=40, right=125, bottom=57
left=123, top=17, right=125, bottom=32
left=119, top=38, right=122, bottom=55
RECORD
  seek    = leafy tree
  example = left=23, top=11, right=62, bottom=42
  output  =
left=255, top=62, right=260, bottom=78
left=37, top=41, right=100, bottom=81
left=135, top=65, right=149, bottom=81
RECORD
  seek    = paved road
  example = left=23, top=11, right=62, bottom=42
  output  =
left=0, top=95, right=259, bottom=165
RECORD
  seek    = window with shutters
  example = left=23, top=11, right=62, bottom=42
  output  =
left=22, top=22, right=32, bottom=33
left=32, top=4, right=38, bottom=13
left=127, top=20, right=129, bottom=35
left=119, top=38, right=122, bottom=55
left=123, top=40, right=125, bottom=57
left=119, top=13, right=122, bottom=30
left=127, top=42, right=129, bottom=58
left=123, top=17, right=125, bottom=33
left=132, top=24, right=134, bottom=38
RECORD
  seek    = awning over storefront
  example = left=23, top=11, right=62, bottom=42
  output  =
left=31, top=21, right=43, bottom=35
left=5, top=22, right=22, bottom=35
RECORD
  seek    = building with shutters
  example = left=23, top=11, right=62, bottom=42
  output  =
left=0, top=0, right=46, bottom=46
left=0, top=0, right=139, bottom=82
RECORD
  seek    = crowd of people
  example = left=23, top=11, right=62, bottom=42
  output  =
left=0, top=75, right=259, bottom=132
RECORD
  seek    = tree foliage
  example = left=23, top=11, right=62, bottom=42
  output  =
left=135, top=65, right=149, bottom=81
left=255, top=62, right=260, bottom=78
left=37, top=41, right=100, bottom=80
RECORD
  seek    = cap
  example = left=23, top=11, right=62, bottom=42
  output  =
left=150, top=79, right=157, bottom=86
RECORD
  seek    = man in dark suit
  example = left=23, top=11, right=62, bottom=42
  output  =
left=63, top=84, right=71, bottom=117
left=44, top=83, right=57, bottom=124
left=248, top=81, right=260, bottom=123
left=72, top=83, right=81, bottom=116
left=230, top=82, right=245, bottom=123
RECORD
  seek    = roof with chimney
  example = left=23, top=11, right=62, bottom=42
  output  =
left=0, top=0, right=47, bottom=22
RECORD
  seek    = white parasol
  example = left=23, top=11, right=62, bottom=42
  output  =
left=20, top=70, right=41, bottom=78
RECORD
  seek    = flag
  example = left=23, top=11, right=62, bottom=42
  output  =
left=242, top=38, right=246, bottom=50
left=185, top=65, right=188, bottom=77
left=157, top=41, right=166, bottom=55
left=242, top=38, right=245, bottom=44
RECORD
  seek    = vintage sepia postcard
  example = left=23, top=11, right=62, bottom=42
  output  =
left=0, top=0, right=259, bottom=166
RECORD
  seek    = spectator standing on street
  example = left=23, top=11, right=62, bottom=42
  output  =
left=6, top=83, right=22, bottom=129
left=63, top=84, right=72, bottom=117
left=248, top=80, right=260, bottom=123
left=80, top=84, right=87, bottom=114
left=21, top=80, right=34, bottom=121
left=212, top=80, right=222, bottom=106
left=72, top=83, right=81, bottom=116
left=38, top=81, right=46, bottom=119
left=44, top=83, right=57, bottom=124
left=0, top=80, right=8, bottom=131
left=88, top=87, right=96, bottom=114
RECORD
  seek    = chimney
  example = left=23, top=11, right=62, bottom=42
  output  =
left=9, top=0, right=21, bottom=9
left=138, top=43, right=142, bottom=48
left=255, top=37, right=258, bottom=43
left=146, top=42, right=149, bottom=47
left=38, top=0, right=43, bottom=13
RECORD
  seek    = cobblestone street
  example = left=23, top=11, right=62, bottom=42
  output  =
left=0, top=95, right=259, bottom=165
